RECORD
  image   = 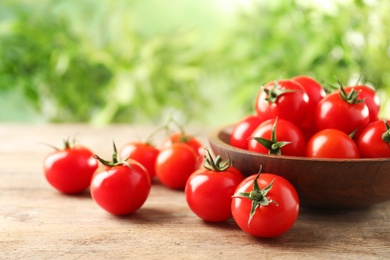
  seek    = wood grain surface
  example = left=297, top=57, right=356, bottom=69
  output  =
left=1, top=124, right=390, bottom=259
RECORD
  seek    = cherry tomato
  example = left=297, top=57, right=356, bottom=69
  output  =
left=345, top=85, right=380, bottom=123
left=161, top=132, right=204, bottom=167
left=292, top=75, right=326, bottom=141
left=357, top=119, right=390, bottom=158
left=255, top=79, right=309, bottom=126
left=43, top=139, right=98, bottom=194
left=230, top=114, right=263, bottom=150
left=155, top=143, right=198, bottom=190
left=305, top=129, right=360, bottom=159
left=315, top=84, right=369, bottom=137
left=90, top=144, right=151, bottom=215
left=231, top=169, right=300, bottom=237
left=185, top=149, right=244, bottom=222
left=248, top=118, right=305, bottom=156
left=119, top=142, right=159, bottom=179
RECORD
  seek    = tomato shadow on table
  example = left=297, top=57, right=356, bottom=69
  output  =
left=202, top=218, right=242, bottom=232
left=112, top=207, right=185, bottom=224
left=249, top=205, right=379, bottom=248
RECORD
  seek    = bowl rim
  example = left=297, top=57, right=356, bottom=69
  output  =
left=209, top=125, right=390, bottom=163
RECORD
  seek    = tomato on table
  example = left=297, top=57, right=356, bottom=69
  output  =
left=230, top=114, right=263, bottom=150
left=357, top=119, right=390, bottom=158
left=90, top=143, right=151, bottom=215
left=155, top=142, right=199, bottom=190
left=119, top=142, right=159, bottom=179
left=255, top=79, right=309, bottom=126
left=231, top=167, right=300, bottom=237
left=305, top=129, right=360, bottom=159
left=185, top=149, right=244, bottom=222
left=248, top=118, right=305, bottom=156
left=43, top=138, right=98, bottom=194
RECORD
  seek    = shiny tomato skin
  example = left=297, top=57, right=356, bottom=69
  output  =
left=161, top=132, right=204, bottom=167
left=185, top=167, right=244, bottom=222
left=292, top=75, right=326, bottom=141
left=255, top=79, right=309, bottom=126
left=357, top=120, right=390, bottom=158
left=230, top=115, right=263, bottom=150
left=248, top=118, right=305, bottom=156
left=305, top=129, right=360, bottom=159
left=90, top=159, right=151, bottom=215
left=292, top=75, right=326, bottom=113
left=119, top=142, right=159, bottom=179
left=43, top=146, right=98, bottom=194
left=315, top=91, right=369, bottom=136
left=155, top=143, right=198, bottom=190
left=345, top=85, right=380, bottom=123
left=231, top=173, right=300, bottom=237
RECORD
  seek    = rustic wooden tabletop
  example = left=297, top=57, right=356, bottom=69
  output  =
left=1, top=124, right=389, bottom=259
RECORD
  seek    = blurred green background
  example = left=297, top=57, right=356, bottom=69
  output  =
left=1, top=0, right=390, bottom=127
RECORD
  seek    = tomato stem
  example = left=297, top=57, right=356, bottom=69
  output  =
left=382, top=120, right=390, bottom=143
left=203, top=148, right=232, bottom=172
left=264, top=80, right=296, bottom=103
left=93, top=141, right=131, bottom=168
left=250, top=118, right=291, bottom=155
left=233, top=165, right=278, bottom=226
left=338, top=79, right=365, bottom=104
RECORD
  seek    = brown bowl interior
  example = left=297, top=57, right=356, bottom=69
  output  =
left=208, top=125, right=390, bottom=209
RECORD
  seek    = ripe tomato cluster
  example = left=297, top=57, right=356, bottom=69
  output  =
left=43, top=122, right=300, bottom=237
left=231, top=75, right=390, bottom=159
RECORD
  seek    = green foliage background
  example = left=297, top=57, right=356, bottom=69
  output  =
left=1, top=0, right=390, bottom=126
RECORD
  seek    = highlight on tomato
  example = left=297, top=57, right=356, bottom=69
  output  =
left=357, top=119, right=390, bottom=158
left=344, top=84, right=380, bottom=123
left=231, top=166, right=300, bottom=237
left=315, top=81, right=370, bottom=137
left=305, top=128, right=360, bottom=159
left=255, top=79, right=309, bottom=126
left=43, top=138, right=98, bottom=194
left=155, top=142, right=199, bottom=190
left=90, top=143, right=151, bottom=215
left=230, top=114, right=263, bottom=150
left=119, top=141, right=159, bottom=180
left=185, top=149, right=244, bottom=222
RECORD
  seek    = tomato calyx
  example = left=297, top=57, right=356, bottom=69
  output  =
left=264, top=80, right=296, bottom=103
left=250, top=118, right=291, bottom=155
left=94, top=142, right=130, bottom=168
left=203, top=148, right=232, bottom=172
left=338, top=80, right=365, bottom=105
left=382, top=120, right=390, bottom=143
left=233, top=166, right=278, bottom=226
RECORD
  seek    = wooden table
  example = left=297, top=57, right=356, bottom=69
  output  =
left=1, top=124, right=390, bottom=259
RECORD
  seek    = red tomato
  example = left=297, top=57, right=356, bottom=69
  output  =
left=248, top=118, right=305, bottom=156
left=292, top=75, right=326, bottom=141
left=230, top=114, right=263, bottom=150
left=43, top=140, right=98, bottom=194
left=231, top=170, right=300, bottom=237
left=315, top=86, right=369, bottom=136
left=90, top=147, right=151, bottom=215
left=155, top=143, right=198, bottom=190
left=255, top=79, right=309, bottom=126
left=345, top=85, right=380, bottom=123
left=119, top=142, right=159, bottom=179
left=357, top=120, right=390, bottom=158
left=305, top=129, right=360, bottom=159
left=161, top=132, right=204, bottom=167
left=185, top=150, right=244, bottom=222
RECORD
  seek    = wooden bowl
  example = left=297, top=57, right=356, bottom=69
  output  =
left=208, top=125, right=390, bottom=209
